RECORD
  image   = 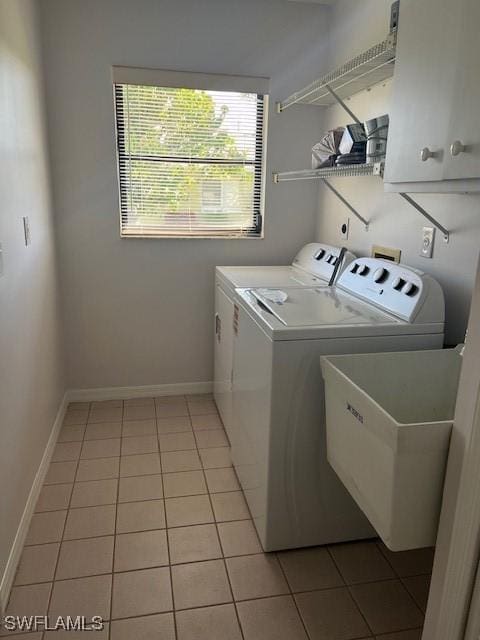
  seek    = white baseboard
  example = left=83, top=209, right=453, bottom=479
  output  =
left=66, top=381, right=213, bottom=402
left=0, top=393, right=69, bottom=615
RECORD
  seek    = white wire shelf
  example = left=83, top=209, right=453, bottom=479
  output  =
left=272, top=160, right=449, bottom=241
left=273, top=162, right=384, bottom=183
left=277, top=32, right=396, bottom=112
left=273, top=29, right=450, bottom=241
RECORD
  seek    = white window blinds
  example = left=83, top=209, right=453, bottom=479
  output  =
left=113, top=71, right=268, bottom=238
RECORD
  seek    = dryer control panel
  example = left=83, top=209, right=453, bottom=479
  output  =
left=337, top=258, right=445, bottom=324
left=293, top=243, right=356, bottom=282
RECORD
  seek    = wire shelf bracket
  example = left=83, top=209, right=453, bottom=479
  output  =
left=322, top=179, right=369, bottom=230
left=324, top=84, right=362, bottom=125
left=399, top=193, right=450, bottom=243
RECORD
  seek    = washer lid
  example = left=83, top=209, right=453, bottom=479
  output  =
left=247, top=287, right=400, bottom=327
left=216, top=266, right=323, bottom=289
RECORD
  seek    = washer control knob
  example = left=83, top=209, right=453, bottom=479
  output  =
left=357, top=264, right=369, bottom=275
left=373, top=267, right=387, bottom=283
left=392, top=277, right=405, bottom=291
left=314, top=249, right=325, bottom=260
left=403, top=282, right=417, bottom=296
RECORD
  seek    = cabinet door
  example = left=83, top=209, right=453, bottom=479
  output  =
left=443, top=0, right=480, bottom=180
left=384, top=0, right=461, bottom=184
left=213, top=284, right=234, bottom=438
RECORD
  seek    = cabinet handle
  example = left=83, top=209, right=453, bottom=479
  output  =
left=450, top=140, right=466, bottom=157
left=420, top=147, right=438, bottom=162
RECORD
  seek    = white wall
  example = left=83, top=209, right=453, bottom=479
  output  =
left=315, top=0, right=480, bottom=345
left=0, top=0, right=64, bottom=593
left=39, top=0, right=330, bottom=390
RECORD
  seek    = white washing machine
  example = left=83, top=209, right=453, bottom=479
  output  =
left=231, top=257, right=445, bottom=551
left=214, top=243, right=356, bottom=438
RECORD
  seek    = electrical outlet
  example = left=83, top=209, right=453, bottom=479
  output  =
left=340, top=218, right=350, bottom=240
left=420, top=227, right=435, bottom=258
left=23, top=217, right=31, bottom=246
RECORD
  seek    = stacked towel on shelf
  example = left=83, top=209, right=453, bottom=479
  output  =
left=311, top=127, right=344, bottom=169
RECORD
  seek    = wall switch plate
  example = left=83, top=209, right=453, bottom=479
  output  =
left=23, top=216, right=31, bottom=246
left=421, top=226, right=435, bottom=258
left=340, top=218, right=350, bottom=240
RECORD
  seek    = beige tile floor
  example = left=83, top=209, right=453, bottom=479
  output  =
left=4, top=395, right=433, bottom=639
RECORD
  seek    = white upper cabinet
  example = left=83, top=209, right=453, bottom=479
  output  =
left=384, top=0, right=480, bottom=192
left=443, top=0, right=480, bottom=181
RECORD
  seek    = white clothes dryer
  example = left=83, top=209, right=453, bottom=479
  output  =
left=231, top=258, right=445, bottom=551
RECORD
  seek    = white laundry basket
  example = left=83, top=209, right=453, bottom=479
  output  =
left=321, top=348, right=462, bottom=551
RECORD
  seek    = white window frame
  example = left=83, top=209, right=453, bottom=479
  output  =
left=112, top=66, right=269, bottom=239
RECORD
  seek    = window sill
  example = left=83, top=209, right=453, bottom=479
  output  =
left=120, top=233, right=264, bottom=240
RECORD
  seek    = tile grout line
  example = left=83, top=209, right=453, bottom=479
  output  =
left=325, top=545, right=376, bottom=638
left=17, top=572, right=419, bottom=608
left=43, top=400, right=92, bottom=636
left=53, top=404, right=124, bottom=629
left=51, top=440, right=232, bottom=466
left=194, top=401, right=246, bottom=640
left=156, top=395, right=179, bottom=640
left=34, top=478, right=249, bottom=516
left=21, top=518, right=253, bottom=554
left=275, top=549, right=323, bottom=640
left=399, top=575, right=428, bottom=613
left=107, top=399, right=124, bottom=640
left=109, top=592, right=314, bottom=621
left=59, top=463, right=234, bottom=482
left=200, top=446, right=246, bottom=640
left=326, top=550, right=425, bottom=636
left=19, top=550, right=392, bottom=584
left=10, top=561, right=433, bottom=599
left=374, top=542, right=431, bottom=622
left=375, top=540, right=429, bottom=581
left=58, top=423, right=221, bottom=442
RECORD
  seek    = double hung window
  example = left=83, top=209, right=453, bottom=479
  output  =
left=113, top=67, right=268, bottom=238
